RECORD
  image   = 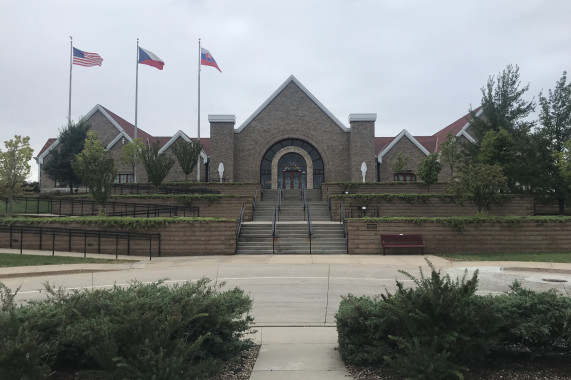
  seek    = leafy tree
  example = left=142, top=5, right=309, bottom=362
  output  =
left=119, top=138, right=144, bottom=182
left=43, top=120, right=90, bottom=192
left=416, top=153, right=442, bottom=193
left=139, top=140, right=174, bottom=188
left=72, top=132, right=117, bottom=215
left=171, top=139, right=202, bottom=181
left=448, top=163, right=508, bottom=214
left=554, top=139, right=571, bottom=190
left=534, top=72, right=571, bottom=214
left=0, top=135, right=33, bottom=216
left=468, top=64, right=535, bottom=142
left=390, top=152, right=411, bottom=174
left=439, top=133, right=462, bottom=179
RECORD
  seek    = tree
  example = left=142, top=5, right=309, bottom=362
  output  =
left=439, top=133, right=462, bottom=179
left=534, top=72, right=571, bottom=214
left=390, top=152, right=411, bottom=174
left=465, top=65, right=536, bottom=192
left=139, top=140, right=175, bottom=188
left=416, top=153, right=442, bottom=193
left=468, top=64, right=536, bottom=142
left=171, top=139, right=202, bottom=181
left=0, top=135, right=33, bottom=216
left=448, top=163, right=508, bottom=214
left=43, top=120, right=90, bottom=192
left=119, top=138, right=144, bottom=181
left=554, top=140, right=571, bottom=184
left=72, top=132, right=117, bottom=215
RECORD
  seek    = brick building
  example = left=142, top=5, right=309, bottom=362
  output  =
left=36, top=75, right=480, bottom=190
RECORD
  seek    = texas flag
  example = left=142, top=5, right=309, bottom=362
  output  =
left=201, top=47, right=221, bottom=72
left=138, top=47, right=164, bottom=70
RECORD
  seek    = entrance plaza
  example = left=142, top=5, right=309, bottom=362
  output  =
left=2, top=251, right=570, bottom=379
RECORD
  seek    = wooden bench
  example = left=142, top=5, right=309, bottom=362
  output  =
left=380, top=234, right=425, bottom=255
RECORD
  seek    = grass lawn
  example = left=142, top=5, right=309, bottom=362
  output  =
left=437, top=252, right=571, bottom=263
left=0, top=199, right=52, bottom=214
left=0, top=252, right=135, bottom=267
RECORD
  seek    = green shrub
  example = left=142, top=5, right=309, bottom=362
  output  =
left=336, top=262, right=571, bottom=379
left=492, top=280, right=571, bottom=355
left=0, top=279, right=254, bottom=379
left=336, top=261, right=499, bottom=379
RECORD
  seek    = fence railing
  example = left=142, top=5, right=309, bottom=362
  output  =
left=111, top=184, right=220, bottom=195
left=0, top=225, right=160, bottom=260
left=307, top=203, right=313, bottom=254
left=272, top=205, right=278, bottom=254
left=2, top=197, right=199, bottom=218
left=235, top=203, right=245, bottom=254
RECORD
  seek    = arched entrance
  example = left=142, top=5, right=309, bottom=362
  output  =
left=260, top=138, right=324, bottom=189
left=278, top=152, right=306, bottom=189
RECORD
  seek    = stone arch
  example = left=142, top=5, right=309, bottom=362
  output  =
left=271, top=146, right=314, bottom=189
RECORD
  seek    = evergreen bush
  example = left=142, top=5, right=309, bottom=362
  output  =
left=0, top=279, right=254, bottom=379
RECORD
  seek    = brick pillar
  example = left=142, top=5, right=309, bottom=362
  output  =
left=209, top=115, right=236, bottom=182
left=349, top=114, right=376, bottom=183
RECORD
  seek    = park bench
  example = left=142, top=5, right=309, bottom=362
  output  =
left=380, top=234, right=425, bottom=255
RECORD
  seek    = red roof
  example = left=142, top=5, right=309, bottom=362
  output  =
left=101, top=106, right=154, bottom=142
left=431, top=107, right=480, bottom=152
left=37, top=138, right=57, bottom=157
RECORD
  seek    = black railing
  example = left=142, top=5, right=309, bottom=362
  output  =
left=235, top=203, right=245, bottom=254
left=272, top=205, right=278, bottom=254
left=112, top=184, right=220, bottom=195
left=307, top=203, right=313, bottom=254
left=0, top=225, right=160, bottom=260
left=3, top=197, right=199, bottom=218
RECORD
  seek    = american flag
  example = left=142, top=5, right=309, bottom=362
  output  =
left=73, top=47, right=103, bottom=67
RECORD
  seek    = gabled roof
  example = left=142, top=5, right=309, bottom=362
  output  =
left=432, top=107, right=481, bottom=151
left=236, top=75, right=349, bottom=133
left=377, top=129, right=431, bottom=163
left=158, top=130, right=208, bottom=161
left=375, top=107, right=482, bottom=160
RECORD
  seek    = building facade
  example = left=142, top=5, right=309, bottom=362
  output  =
left=36, top=75, right=479, bottom=191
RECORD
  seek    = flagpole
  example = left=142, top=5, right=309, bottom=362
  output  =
left=68, top=36, right=73, bottom=126
left=134, top=38, right=139, bottom=183
left=197, top=38, right=201, bottom=182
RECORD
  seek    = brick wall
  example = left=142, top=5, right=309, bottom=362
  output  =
left=0, top=220, right=237, bottom=256
left=50, top=195, right=254, bottom=221
left=329, top=195, right=534, bottom=220
left=346, top=219, right=571, bottom=255
left=322, top=182, right=450, bottom=198
left=229, top=81, right=351, bottom=184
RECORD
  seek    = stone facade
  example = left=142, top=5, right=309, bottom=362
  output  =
left=36, top=76, right=479, bottom=190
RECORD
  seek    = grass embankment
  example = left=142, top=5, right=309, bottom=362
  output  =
left=0, top=253, right=134, bottom=267
left=438, top=252, right=571, bottom=263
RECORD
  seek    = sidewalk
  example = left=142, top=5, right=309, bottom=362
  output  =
left=250, top=327, right=351, bottom=379
left=2, top=249, right=571, bottom=379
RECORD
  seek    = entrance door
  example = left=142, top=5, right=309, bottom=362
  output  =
left=283, top=170, right=302, bottom=189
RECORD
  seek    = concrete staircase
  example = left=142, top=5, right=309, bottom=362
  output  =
left=237, top=189, right=347, bottom=254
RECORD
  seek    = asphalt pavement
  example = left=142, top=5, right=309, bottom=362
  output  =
left=1, top=249, right=571, bottom=379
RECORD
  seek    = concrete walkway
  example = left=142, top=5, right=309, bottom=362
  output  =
left=2, top=249, right=571, bottom=379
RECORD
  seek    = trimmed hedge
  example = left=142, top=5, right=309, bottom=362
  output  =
left=0, top=279, right=254, bottom=379
left=336, top=261, right=571, bottom=379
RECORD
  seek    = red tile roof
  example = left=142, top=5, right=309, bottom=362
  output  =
left=431, top=107, right=480, bottom=152
left=101, top=106, right=154, bottom=142
left=37, top=138, right=57, bottom=157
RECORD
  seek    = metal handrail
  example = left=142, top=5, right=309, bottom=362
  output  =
left=307, top=203, right=312, bottom=254
left=235, top=203, right=245, bottom=254
left=277, top=185, right=282, bottom=211
left=253, top=189, right=257, bottom=210
left=1, top=225, right=160, bottom=260
left=272, top=205, right=278, bottom=254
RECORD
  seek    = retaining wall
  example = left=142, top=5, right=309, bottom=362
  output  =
left=0, top=220, right=237, bottom=257
left=346, top=219, right=571, bottom=255
left=322, top=183, right=449, bottom=198
left=329, top=195, right=534, bottom=221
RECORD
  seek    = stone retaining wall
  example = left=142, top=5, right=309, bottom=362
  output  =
left=50, top=196, right=254, bottom=221
left=346, top=219, right=571, bottom=255
left=322, top=183, right=449, bottom=198
left=329, top=195, right=533, bottom=220
left=0, top=220, right=237, bottom=257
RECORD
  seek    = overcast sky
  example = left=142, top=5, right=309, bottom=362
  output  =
left=1, top=0, right=570, bottom=181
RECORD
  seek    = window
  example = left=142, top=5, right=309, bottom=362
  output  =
left=114, top=174, right=134, bottom=184
left=394, top=172, right=417, bottom=182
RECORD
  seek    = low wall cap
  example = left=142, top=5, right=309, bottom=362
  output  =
left=208, top=115, right=236, bottom=123
left=349, top=113, right=377, bottom=122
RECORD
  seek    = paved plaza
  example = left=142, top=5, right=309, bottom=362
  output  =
left=1, top=250, right=570, bottom=379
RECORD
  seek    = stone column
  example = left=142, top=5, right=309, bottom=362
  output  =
left=349, top=113, right=376, bottom=183
left=209, top=115, right=236, bottom=182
